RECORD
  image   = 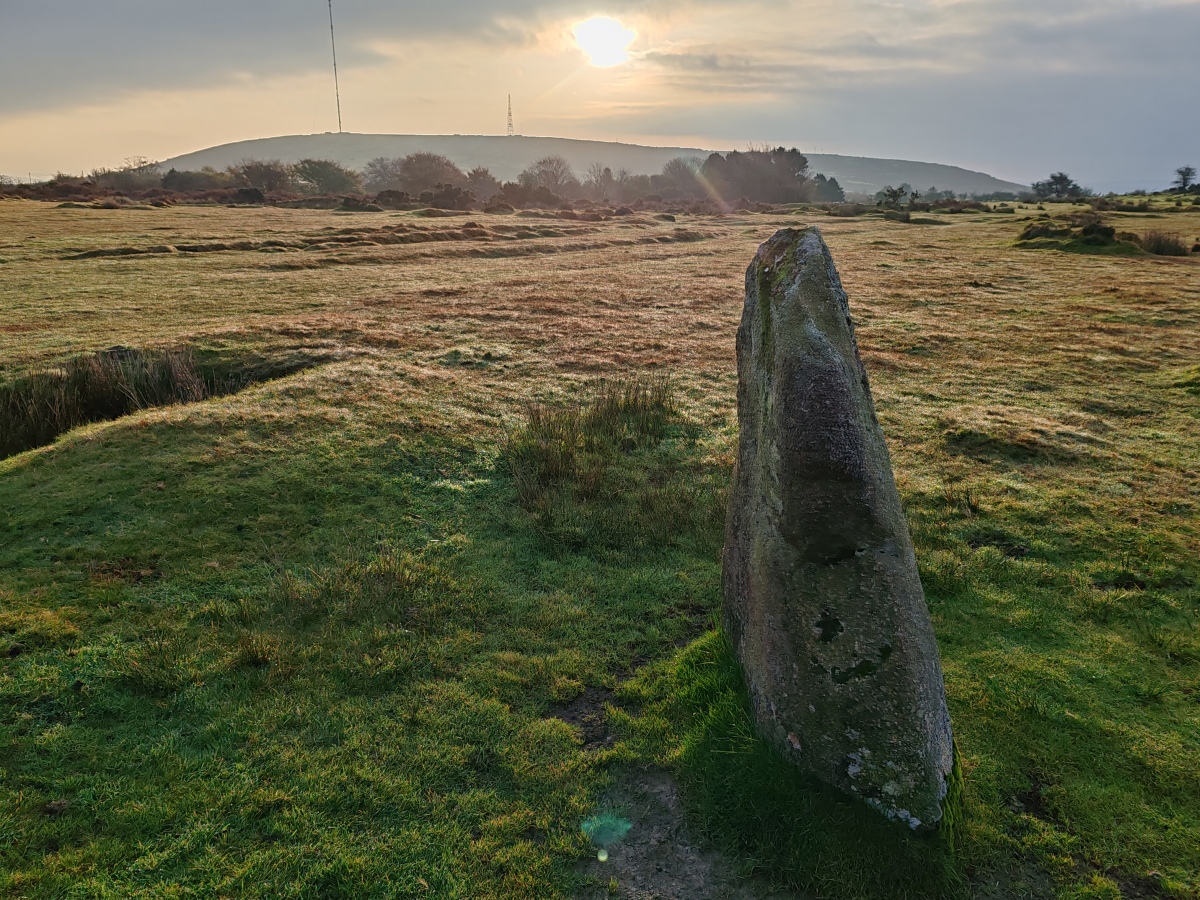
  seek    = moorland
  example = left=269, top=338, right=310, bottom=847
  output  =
left=1, top=195, right=1198, bottom=899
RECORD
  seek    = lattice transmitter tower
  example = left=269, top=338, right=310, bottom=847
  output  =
left=507, top=95, right=515, bottom=137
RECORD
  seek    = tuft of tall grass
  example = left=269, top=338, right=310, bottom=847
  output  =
left=0, top=346, right=316, bottom=460
left=1139, top=231, right=1190, bottom=256
left=505, top=375, right=675, bottom=509
left=0, top=348, right=208, bottom=459
left=502, top=376, right=724, bottom=554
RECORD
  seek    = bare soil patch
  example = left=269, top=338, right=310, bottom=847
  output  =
left=577, top=770, right=805, bottom=900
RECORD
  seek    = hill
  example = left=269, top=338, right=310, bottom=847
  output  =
left=161, top=133, right=1029, bottom=197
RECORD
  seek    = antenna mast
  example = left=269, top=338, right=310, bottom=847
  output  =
left=507, top=95, right=514, bottom=137
left=328, top=0, right=343, bottom=133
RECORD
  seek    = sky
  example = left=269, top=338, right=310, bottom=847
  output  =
left=1, top=0, right=1197, bottom=191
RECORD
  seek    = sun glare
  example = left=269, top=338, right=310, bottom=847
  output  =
left=571, top=16, right=636, bottom=68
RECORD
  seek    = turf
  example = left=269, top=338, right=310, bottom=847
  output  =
left=1, top=198, right=1198, bottom=898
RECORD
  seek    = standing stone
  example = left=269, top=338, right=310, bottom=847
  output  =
left=722, top=227, right=954, bottom=830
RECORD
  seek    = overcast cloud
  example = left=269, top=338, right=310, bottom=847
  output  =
left=1, top=0, right=1196, bottom=190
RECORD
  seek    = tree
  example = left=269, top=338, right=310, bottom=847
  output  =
left=1172, top=165, right=1197, bottom=192
left=1031, top=172, right=1086, bottom=200
left=229, top=159, right=294, bottom=193
left=876, top=185, right=908, bottom=209
left=362, top=157, right=405, bottom=192
left=292, top=159, right=361, bottom=194
left=812, top=173, right=845, bottom=203
left=699, top=147, right=813, bottom=204
left=584, top=162, right=616, bottom=200
left=395, top=153, right=465, bottom=195
left=659, top=157, right=702, bottom=198
left=465, top=167, right=500, bottom=203
left=519, top=156, right=576, bottom=195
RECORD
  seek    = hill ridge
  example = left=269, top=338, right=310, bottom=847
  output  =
left=161, top=133, right=1029, bottom=197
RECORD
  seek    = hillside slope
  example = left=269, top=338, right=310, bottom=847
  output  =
left=161, top=133, right=1029, bottom=197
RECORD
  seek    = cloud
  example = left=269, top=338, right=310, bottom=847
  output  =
left=1, top=0, right=1196, bottom=190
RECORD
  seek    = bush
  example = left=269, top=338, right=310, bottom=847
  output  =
left=494, top=182, right=562, bottom=209
left=1140, top=231, right=1190, bottom=256
left=235, top=187, right=265, bottom=205
left=372, top=189, right=413, bottom=209
left=162, top=167, right=232, bottom=192
left=1019, top=222, right=1071, bottom=241
left=89, top=157, right=162, bottom=193
left=229, top=159, right=293, bottom=194
left=1078, top=221, right=1116, bottom=245
left=429, top=182, right=476, bottom=210
left=883, top=209, right=911, bottom=223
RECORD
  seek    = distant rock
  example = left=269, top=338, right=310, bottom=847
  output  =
left=723, top=226, right=955, bottom=830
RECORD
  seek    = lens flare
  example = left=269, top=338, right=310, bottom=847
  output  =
left=571, top=16, right=637, bottom=67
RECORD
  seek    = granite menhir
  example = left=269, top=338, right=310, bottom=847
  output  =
left=722, top=227, right=955, bottom=830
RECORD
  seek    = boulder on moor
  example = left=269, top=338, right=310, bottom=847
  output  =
left=722, top=227, right=955, bottom=830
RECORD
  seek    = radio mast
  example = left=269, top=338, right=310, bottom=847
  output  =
left=507, top=95, right=514, bottom=137
left=328, top=0, right=343, bottom=133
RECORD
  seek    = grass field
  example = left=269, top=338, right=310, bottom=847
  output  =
left=1, top=197, right=1198, bottom=899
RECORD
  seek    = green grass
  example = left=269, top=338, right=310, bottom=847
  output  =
left=613, top=630, right=961, bottom=898
left=2, top=200, right=1198, bottom=898
left=0, top=374, right=731, bottom=898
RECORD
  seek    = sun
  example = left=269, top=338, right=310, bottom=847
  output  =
left=571, top=16, right=637, bottom=68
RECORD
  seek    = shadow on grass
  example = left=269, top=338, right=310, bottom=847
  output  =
left=614, top=630, right=964, bottom=900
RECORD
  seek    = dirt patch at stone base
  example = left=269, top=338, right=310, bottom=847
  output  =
left=576, top=769, right=804, bottom=900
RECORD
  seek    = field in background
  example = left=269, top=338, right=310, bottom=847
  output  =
left=1, top=198, right=1198, bottom=899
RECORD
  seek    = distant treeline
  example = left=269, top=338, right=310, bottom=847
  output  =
left=9, top=149, right=854, bottom=209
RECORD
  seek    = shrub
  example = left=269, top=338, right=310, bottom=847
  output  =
left=162, top=167, right=232, bottom=192
left=229, top=159, right=294, bottom=194
left=883, top=209, right=911, bottom=223
left=494, top=182, right=562, bottom=209
left=1019, top=222, right=1071, bottom=241
left=1078, top=221, right=1116, bottom=245
left=372, top=189, right=413, bottom=209
left=1140, top=231, right=1190, bottom=256
left=235, top=187, right=265, bottom=205
left=89, top=157, right=162, bottom=192
left=429, top=182, right=476, bottom=210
